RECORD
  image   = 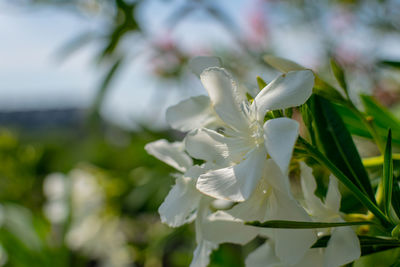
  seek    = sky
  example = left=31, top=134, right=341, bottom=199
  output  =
left=1, top=0, right=400, bottom=129
left=0, top=0, right=243, bottom=129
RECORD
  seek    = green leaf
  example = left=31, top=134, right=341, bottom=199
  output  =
left=55, top=31, right=94, bottom=61
left=91, top=57, right=124, bottom=115
left=313, top=76, right=347, bottom=105
left=383, top=129, right=394, bottom=217
left=311, top=95, right=376, bottom=203
left=330, top=59, right=348, bottom=97
left=380, top=60, right=400, bottom=69
left=296, top=137, right=390, bottom=226
left=245, top=220, right=374, bottom=229
left=263, top=55, right=305, bottom=72
left=300, top=100, right=317, bottom=145
left=392, top=177, right=400, bottom=219
left=334, top=103, right=372, bottom=139
left=360, top=95, right=400, bottom=142
left=256, top=76, right=267, bottom=90
left=313, top=235, right=400, bottom=256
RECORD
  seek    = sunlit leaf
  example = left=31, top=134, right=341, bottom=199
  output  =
left=330, top=58, right=348, bottom=97
left=256, top=76, right=267, bottom=90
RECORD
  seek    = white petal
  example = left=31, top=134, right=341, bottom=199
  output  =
left=185, top=128, right=229, bottom=166
left=245, top=242, right=281, bottom=267
left=293, top=249, right=324, bottom=267
left=202, top=211, right=259, bottom=245
left=228, top=177, right=271, bottom=221
left=266, top=190, right=317, bottom=265
left=264, top=118, right=299, bottom=176
left=190, top=240, right=218, bottom=267
left=145, top=139, right=192, bottom=172
left=189, top=56, right=222, bottom=77
left=197, top=147, right=266, bottom=201
left=264, top=55, right=306, bottom=73
left=263, top=159, right=291, bottom=195
left=166, top=95, right=222, bottom=132
left=325, top=175, right=341, bottom=213
left=254, top=70, right=314, bottom=118
left=323, top=227, right=360, bottom=267
left=200, top=68, right=250, bottom=132
left=158, top=175, right=201, bottom=227
left=300, top=162, right=327, bottom=217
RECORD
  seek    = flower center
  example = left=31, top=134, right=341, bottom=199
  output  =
left=249, top=120, right=264, bottom=147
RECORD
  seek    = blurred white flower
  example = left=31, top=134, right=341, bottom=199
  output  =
left=43, top=173, right=68, bottom=201
left=43, top=169, right=132, bottom=267
left=43, top=202, right=68, bottom=224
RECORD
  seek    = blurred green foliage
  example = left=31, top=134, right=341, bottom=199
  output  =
left=0, top=126, right=246, bottom=266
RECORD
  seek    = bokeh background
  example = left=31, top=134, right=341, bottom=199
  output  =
left=1, top=0, right=400, bottom=266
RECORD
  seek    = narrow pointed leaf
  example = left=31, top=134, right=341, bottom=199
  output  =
left=360, top=95, right=400, bottom=143
left=392, top=176, right=400, bottom=219
left=380, top=60, right=400, bottom=69
left=330, top=58, right=348, bottom=97
left=245, top=220, right=374, bottom=229
left=313, top=235, right=400, bottom=256
left=311, top=95, right=376, bottom=202
left=256, top=76, right=267, bottom=90
left=383, top=129, right=394, bottom=217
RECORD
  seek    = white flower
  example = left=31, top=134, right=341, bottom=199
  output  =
left=201, top=160, right=317, bottom=266
left=145, top=139, right=223, bottom=267
left=299, top=162, right=361, bottom=267
left=245, top=163, right=361, bottom=267
left=165, top=56, right=225, bottom=132
left=185, top=67, right=314, bottom=201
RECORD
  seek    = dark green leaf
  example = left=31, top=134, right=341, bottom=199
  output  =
left=392, top=176, right=400, bottom=219
left=311, top=95, right=376, bottom=203
left=380, top=60, right=400, bottom=69
left=383, top=129, right=394, bottom=217
left=330, top=59, right=348, bottom=97
left=245, top=220, right=374, bottom=229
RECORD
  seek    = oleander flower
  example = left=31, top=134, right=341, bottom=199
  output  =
left=201, top=160, right=317, bottom=266
left=245, top=163, right=361, bottom=267
left=184, top=67, right=314, bottom=201
left=145, top=139, right=224, bottom=267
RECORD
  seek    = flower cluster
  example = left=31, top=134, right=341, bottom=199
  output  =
left=145, top=57, right=361, bottom=267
